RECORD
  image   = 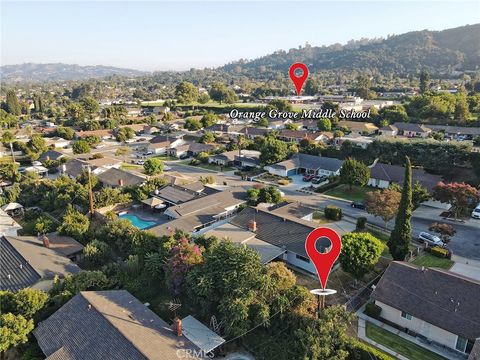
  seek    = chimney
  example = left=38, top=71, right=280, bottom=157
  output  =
left=173, top=317, right=182, bottom=336
left=42, top=235, right=50, bottom=248
left=118, top=178, right=124, bottom=187
left=248, top=220, right=257, bottom=232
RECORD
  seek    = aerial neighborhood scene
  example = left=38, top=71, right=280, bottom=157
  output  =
left=1, top=1, right=480, bottom=359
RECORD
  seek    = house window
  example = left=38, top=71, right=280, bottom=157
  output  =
left=295, top=254, right=310, bottom=263
left=456, top=336, right=468, bottom=353
left=401, top=311, right=412, bottom=320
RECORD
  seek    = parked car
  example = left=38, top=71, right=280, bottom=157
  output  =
left=144, top=151, right=154, bottom=156
left=136, top=160, right=145, bottom=165
left=312, top=175, right=328, bottom=184
left=472, top=205, right=480, bottom=219
left=303, top=174, right=315, bottom=182
left=350, top=201, right=366, bottom=210
left=163, top=165, right=171, bottom=171
left=179, top=153, right=189, bottom=160
left=418, top=232, right=445, bottom=247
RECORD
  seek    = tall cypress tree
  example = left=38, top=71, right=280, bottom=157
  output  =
left=5, top=90, right=21, bottom=116
left=388, top=156, right=413, bottom=260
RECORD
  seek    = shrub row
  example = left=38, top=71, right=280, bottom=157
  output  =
left=314, top=180, right=340, bottom=193
left=347, top=339, right=393, bottom=360
left=429, top=246, right=451, bottom=259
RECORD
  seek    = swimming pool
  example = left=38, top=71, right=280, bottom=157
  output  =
left=119, top=213, right=156, bottom=230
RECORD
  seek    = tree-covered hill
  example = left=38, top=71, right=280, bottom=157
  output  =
left=222, top=24, right=480, bottom=77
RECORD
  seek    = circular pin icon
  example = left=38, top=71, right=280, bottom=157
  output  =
left=305, top=227, right=342, bottom=290
left=289, top=63, right=309, bottom=96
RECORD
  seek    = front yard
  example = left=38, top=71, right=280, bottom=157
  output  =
left=324, top=184, right=377, bottom=202
left=412, top=254, right=454, bottom=269
left=366, top=322, right=448, bottom=360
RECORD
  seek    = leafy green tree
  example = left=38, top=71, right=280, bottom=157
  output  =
left=390, top=181, right=430, bottom=210
left=259, top=137, right=289, bottom=165
left=0, top=313, right=34, bottom=353
left=454, top=96, right=470, bottom=122
left=200, top=113, right=218, bottom=128
left=50, top=271, right=113, bottom=303
left=0, top=289, right=49, bottom=319
left=0, top=109, right=18, bottom=128
left=184, top=118, right=202, bottom=131
left=94, top=187, right=131, bottom=208
left=209, top=82, right=237, bottom=104
left=4, top=90, right=21, bottom=115
left=97, top=219, right=138, bottom=257
left=195, top=151, right=210, bottom=163
left=258, top=185, right=282, bottom=204
left=83, top=240, right=111, bottom=267
left=340, top=233, right=383, bottom=278
left=143, top=158, right=164, bottom=175
left=388, top=157, right=413, bottom=260
left=377, top=104, right=408, bottom=124
left=116, top=127, right=135, bottom=142
left=419, top=70, right=430, bottom=93
left=66, top=102, right=85, bottom=121
left=55, top=126, right=75, bottom=140
left=317, top=118, right=332, bottom=131
left=0, top=163, right=20, bottom=182
left=246, top=187, right=260, bottom=205
left=266, top=99, right=293, bottom=112
left=34, top=216, right=57, bottom=235
left=58, top=206, right=90, bottom=240
left=80, top=97, right=100, bottom=117
left=198, top=92, right=210, bottom=104
left=72, top=140, right=91, bottom=154
left=28, top=135, right=48, bottom=155
left=304, top=78, right=319, bottom=96
left=284, top=122, right=299, bottom=130
left=200, top=131, right=215, bottom=144
left=339, top=158, right=370, bottom=190
left=0, top=131, right=14, bottom=144
left=257, top=118, right=269, bottom=127
left=355, top=75, right=374, bottom=99
left=84, top=135, right=101, bottom=147
left=175, top=81, right=199, bottom=103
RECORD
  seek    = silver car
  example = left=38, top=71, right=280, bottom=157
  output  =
left=418, top=232, right=445, bottom=247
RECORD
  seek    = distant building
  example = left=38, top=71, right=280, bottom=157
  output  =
left=390, top=122, right=432, bottom=138
left=97, top=168, right=146, bottom=188
left=337, top=120, right=378, bottom=136
left=208, top=150, right=261, bottom=169
left=264, top=153, right=343, bottom=177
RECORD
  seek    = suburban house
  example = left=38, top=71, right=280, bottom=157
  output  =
left=33, top=290, right=225, bottom=360
left=153, top=185, right=202, bottom=206
left=118, top=123, right=148, bottom=134
left=86, top=156, right=122, bottom=170
left=337, top=120, right=379, bottom=135
left=378, top=124, right=399, bottom=137
left=39, top=150, right=66, bottom=163
left=142, top=105, right=170, bottom=115
left=148, top=140, right=171, bottom=154
left=278, top=129, right=328, bottom=144
left=205, top=123, right=243, bottom=137
left=148, top=135, right=184, bottom=155
left=371, top=262, right=480, bottom=357
left=75, top=129, right=114, bottom=140
left=390, top=122, right=432, bottom=138
left=368, top=161, right=442, bottom=191
left=301, top=120, right=319, bottom=131
left=264, top=153, right=344, bottom=177
left=239, top=127, right=270, bottom=139
left=61, top=158, right=93, bottom=178
left=334, top=135, right=373, bottom=149
left=428, top=125, right=480, bottom=140
left=45, top=136, right=70, bottom=148
left=228, top=206, right=345, bottom=274
left=0, top=235, right=81, bottom=291
left=43, top=232, right=84, bottom=262
left=208, top=150, right=261, bottom=168
left=97, top=168, right=146, bottom=188
left=149, top=189, right=246, bottom=236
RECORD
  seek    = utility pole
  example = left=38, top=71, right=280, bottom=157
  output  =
left=86, top=165, right=95, bottom=219
left=9, top=142, right=15, bottom=163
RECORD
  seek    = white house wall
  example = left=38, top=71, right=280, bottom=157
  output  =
left=368, top=178, right=390, bottom=189
left=375, top=300, right=460, bottom=350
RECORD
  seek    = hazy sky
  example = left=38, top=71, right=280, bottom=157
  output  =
left=2, top=1, right=479, bottom=71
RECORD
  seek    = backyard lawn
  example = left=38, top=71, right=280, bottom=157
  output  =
left=412, top=254, right=454, bottom=269
left=366, top=322, right=448, bottom=360
left=121, top=163, right=144, bottom=173
left=324, top=184, right=376, bottom=202
left=153, top=154, right=177, bottom=161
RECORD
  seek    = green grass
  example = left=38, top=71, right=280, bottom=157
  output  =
left=153, top=154, right=177, bottom=161
left=412, top=254, right=454, bottom=269
left=196, top=163, right=234, bottom=172
left=366, top=322, right=448, bottom=360
left=324, top=184, right=376, bottom=202
left=121, top=163, right=144, bottom=173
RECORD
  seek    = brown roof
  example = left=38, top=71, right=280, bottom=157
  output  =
left=372, top=261, right=480, bottom=340
left=87, top=157, right=122, bottom=168
left=338, top=120, right=378, bottom=132
left=44, top=233, right=84, bottom=257
left=75, top=129, right=113, bottom=138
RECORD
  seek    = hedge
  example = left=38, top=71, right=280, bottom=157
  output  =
left=347, top=339, right=393, bottom=360
left=356, top=217, right=367, bottom=230
left=325, top=205, right=342, bottom=220
left=431, top=246, right=449, bottom=258
left=314, top=180, right=340, bottom=193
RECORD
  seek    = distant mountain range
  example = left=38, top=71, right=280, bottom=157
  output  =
left=0, top=63, right=146, bottom=83
left=2, top=24, right=479, bottom=84
left=222, top=24, right=480, bottom=77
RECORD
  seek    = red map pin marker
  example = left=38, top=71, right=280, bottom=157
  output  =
left=305, top=227, right=342, bottom=289
left=289, top=63, right=309, bottom=96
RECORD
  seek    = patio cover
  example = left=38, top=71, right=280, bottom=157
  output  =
left=141, top=197, right=164, bottom=208
left=181, top=315, right=225, bottom=353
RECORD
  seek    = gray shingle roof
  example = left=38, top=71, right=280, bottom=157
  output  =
left=97, top=168, right=146, bottom=187
left=34, top=290, right=201, bottom=360
left=39, top=150, right=64, bottom=162
left=392, top=122, right=431, bottom=133
left=370, top=162, right=442, bottom=191
left=372, top=262, right=480, bottom=340
left=0, top=236, right=40, bottom=291
left=156, top=185, right=199, bottom=204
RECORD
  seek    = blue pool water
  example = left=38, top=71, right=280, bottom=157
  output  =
left=119, top=213, right=156, bottom=229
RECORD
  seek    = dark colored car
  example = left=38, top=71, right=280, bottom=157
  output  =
left=312, top=175, right=328, bottom=184
left=350, top=201, right=366, bottom=210
left=303, top=174, right=315, bottom=182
